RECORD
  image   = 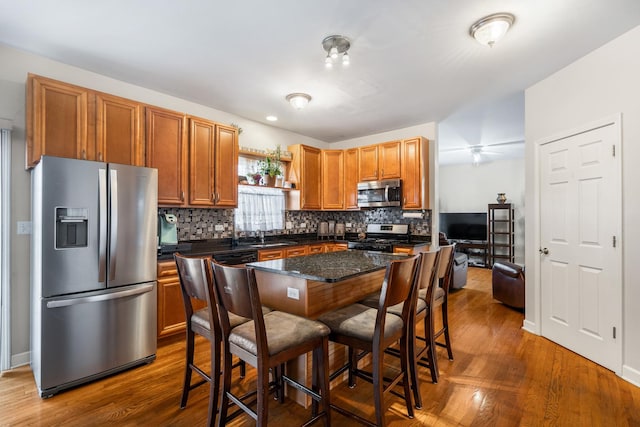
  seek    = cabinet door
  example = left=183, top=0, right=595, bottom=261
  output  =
left=188, top=117, right=215, bottom=206
left=344, top=148, right=360, bottom=210
left=27, top=74, right=90, bottom=167
left=296, top=145, right=322, bottom=210
left=379, top=140, right=401, bottom=179
left=358, top=144, right=378, bottom=181
left=401, top=137, right=429, bottom=209
left=214, top=124, right=238, bottom=207
left=146, top=107, right=188, bottom=206
left=322, top=149, right=344, bottom=210
left=95, top=93, right=143, bottom=165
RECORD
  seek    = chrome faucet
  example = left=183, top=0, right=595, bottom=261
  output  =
left=258, top=230, right=265, bottom=244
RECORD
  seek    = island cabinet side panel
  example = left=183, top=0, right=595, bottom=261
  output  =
left=254, top=271, right=308, bottom=317
left=306, top=270, right=385, bottom=319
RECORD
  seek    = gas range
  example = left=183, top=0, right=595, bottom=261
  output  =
left=347, top=224, right=409, bottom=253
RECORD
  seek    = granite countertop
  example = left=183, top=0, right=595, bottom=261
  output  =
left=247, top=250, right=408, bottom=283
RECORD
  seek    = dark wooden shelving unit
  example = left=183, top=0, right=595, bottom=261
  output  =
left=488, top=203, right=514, bottom=267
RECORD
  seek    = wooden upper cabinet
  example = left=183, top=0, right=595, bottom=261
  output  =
left=27, top=74, right=91, bottom=167
left=213, top=124, right=238, bottom=207
left=188, top=117, right=215, bottom=206
left=379, top=140, right=401, bottom=179
left=146, top=106, right=188, bottom=206
left=344, top=148, right=360, bottom=210
left=95, top=93, right=143, bottom=165
left=288, top=144, right=322, bottom=210
left=401, top=137, right=430, bottom=209
left=321, top=149, right=344, bottom=210
left=358, top=140, right=401, bottom=181
left=27, top=74, right=145, bottom=168
left=358, top=144, right=378, bottom=181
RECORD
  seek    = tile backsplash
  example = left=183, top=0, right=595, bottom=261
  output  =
left=159, top=207, right=431, bottom=241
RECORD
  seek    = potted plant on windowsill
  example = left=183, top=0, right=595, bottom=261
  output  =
left=257, top=145, right=283, bottom=186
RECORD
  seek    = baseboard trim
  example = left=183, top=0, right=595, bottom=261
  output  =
left=522, top=319, right=538, bottom=335
left=622, top=364, right=640, bottom=388
left=11, top=351, right=30, bottom=369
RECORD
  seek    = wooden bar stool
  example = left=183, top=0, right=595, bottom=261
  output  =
left=210, top=261, right=331, bottom=427
left=318, top=255, right=420, bottom=427
left=174, top=253, right=250, bottom=426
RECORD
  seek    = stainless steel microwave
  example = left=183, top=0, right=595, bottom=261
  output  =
left=357, top=179, right=402, bottom=208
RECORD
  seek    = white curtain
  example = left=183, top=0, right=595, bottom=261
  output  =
left=0, top=126, right=11, bottom=372
left=235, top=186, right=285, bottom=232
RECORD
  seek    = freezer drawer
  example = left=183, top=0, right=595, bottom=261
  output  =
left=32, top=282, right=157, bottom=397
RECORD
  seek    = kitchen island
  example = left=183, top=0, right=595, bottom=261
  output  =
left=248, top=250, right=407, bottom=319
left=247, top=249, right=408, bottom=406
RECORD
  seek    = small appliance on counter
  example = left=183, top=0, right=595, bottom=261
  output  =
left=158, top=213, right=178, bottom=246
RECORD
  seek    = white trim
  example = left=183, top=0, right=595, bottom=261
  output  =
left=522, top=320, right=538, bottom=335
left=622, top=364, right=640, bottom=388
left=10, top=351, right=29, bottom=369
left=533, top=113, right=623, bottom=376
left=0, top=127, right=12, bottom=372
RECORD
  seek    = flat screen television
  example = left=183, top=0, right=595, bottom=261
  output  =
left=440, top=212, right=487, bottom=242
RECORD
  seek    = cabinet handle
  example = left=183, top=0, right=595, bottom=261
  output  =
left=216, top=192, right=219, bottom=203
left=211, top=193, right=215, bottom=202
left=98, top=152, right=103, bottom=162
left=81, top=149, right=87, bottom=160
left=181, top=191, right=184, bottom=201
left=381, top=168, right=384, bottom=176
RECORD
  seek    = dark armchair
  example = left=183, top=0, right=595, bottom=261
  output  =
left=492, top=261, right=525, bottom=309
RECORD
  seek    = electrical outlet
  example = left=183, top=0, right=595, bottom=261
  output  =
left=286, top=287, right=300, bottom=300
left=286, top=221, right=293, bottom=229
left=17, top=221, right=32, bottom=235
left=214, top=224, right=224, bottom=231
left=299, top=223, right=306, bottom=228
left=346, top=223, right=352, bottom=228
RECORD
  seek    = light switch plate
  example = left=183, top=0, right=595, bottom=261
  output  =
left=17, top=221, right=31, bottom=235
left=299, top=223, right=306, bottom=228
left=214, top=224, right=224, bottom=231
left=286, top=221, right=293, bottom=229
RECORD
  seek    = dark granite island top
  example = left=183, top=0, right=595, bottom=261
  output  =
left=247, top=250, right=408, bottom=283
left=247, top=250, right=408, bottom=320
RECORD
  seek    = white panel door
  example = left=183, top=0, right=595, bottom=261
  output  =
left=539, top=124, right=621, bottom=371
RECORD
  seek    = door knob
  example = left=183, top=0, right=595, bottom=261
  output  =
left=539, top=247, right=549, bottom=255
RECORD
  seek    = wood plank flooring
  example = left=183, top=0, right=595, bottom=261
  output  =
left=2, top=267, right=639, bottom=426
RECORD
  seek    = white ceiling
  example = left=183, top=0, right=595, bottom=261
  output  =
left=1, top=0, right=639, bottom=165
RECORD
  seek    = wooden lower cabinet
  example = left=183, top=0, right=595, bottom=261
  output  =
left=325, top=242, right=349, bottom=252
left=308, top=244, right=325, bottom=254
left=258, top=249, right=284, bottom=261
left=285, top=246, right=308, bottom=258
left=157, top=260, right=205, bottom=339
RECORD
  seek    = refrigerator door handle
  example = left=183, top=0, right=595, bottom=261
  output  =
left=98, top=168, right=108, bottom=283
left=46, top=284, right=154, bottom=309
left=109, top=169, right=118, bottom=280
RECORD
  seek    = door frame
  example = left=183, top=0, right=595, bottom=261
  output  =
left=532, top=113, right=623, bottom=374
left=0, top=122, right=12, bottom=372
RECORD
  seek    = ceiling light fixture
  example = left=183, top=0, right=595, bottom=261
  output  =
left=322, top=35, right=351, bottom=67
left=266, top=115, right=278, bottom=122
left=471, top=146, right=483, bottom=165
left=469, top=13, right=515, bottom=47
left=286, top=93, right=312, bottom=110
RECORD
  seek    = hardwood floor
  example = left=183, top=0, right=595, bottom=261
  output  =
left=2, top=267, right=639, bottom=426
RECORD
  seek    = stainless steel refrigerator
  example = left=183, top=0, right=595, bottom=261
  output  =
left=31, top=156, right=158, bottom=398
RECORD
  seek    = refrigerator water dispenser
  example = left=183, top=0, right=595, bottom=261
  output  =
left=55, top=208, right=88, bottom=248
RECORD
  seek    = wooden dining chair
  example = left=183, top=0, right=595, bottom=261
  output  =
left=407, top=249, right=441, bottom=408
left=174, top=253, right=251, bottom=427
left=318, top=255, right=420, bottom=427
left=210, top=260, right=331, bottom=427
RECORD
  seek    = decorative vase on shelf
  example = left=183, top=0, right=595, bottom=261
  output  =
left=263, top=175, right=274, bottom=187
left=496, top=193, right=507, bottom=204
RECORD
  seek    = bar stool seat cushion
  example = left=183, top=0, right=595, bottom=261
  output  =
left=192, top=306, right=272, bottom=331
left=418, top=286, right=444, bottom=306
left=318, top=303, right=404, bottom=341
left=229, top=311, right=330, bottom=356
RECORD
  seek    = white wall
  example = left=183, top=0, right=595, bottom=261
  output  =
left=525, top=25, right=640, bottom=385
left=439, top=158, right=525, bottom=264
left=0, top=43, right=441, bottom=366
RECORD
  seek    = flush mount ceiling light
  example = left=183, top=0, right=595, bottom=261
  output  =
left=322, top=35, right=351, bottom=68
left=286, top=93, right=312, bottom=110
left=471, top=146, right=483, bottom=165
left=469, top=13, right=515, bottom=47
